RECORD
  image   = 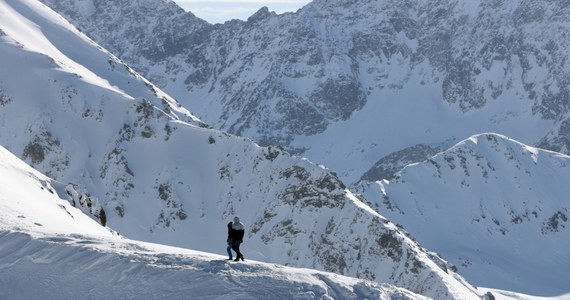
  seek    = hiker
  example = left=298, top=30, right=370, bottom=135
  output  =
left=230, top=216, right=245, bottom=261
left=226, top=221, right=233, bottom=260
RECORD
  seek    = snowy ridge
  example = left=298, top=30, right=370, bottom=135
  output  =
left=0, top=231, right=430, bottom=300
left=0, top=145, right=429, bottom=300
left=0, top=1, right=480, bottom=298
left=358, top=133, right=570, bottom=295
left=0, top=0, right=201, bottom=126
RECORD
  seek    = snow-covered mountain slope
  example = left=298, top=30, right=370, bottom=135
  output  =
left=40, top=0, right=570, bottom=184
left=0, top=144, right=114, bottom=238
left=0, top=232, right=434, bottom=300
left=358, top=133, right=570, bottom=296
left=0, top=1, right=480, bottom=298
left=0, top=0, right=202, bottom=125
left=0, top=145, right=431, bottom=300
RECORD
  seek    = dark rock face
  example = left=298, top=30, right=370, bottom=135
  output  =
left=537, top=117, right=570, bottom=153
left=361, top=144, right=442, bottom=182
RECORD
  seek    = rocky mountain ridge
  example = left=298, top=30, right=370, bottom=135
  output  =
left=40, top=0, right=570, bottom=184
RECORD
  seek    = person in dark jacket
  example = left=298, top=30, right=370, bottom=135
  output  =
left=226, top=221, right=233, bottom=260
left=230, top=216, right=245, bottom=261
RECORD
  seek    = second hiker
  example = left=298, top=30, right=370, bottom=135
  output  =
left=230, top=216, right=245, bottom=261
left=226, top=221, right=233, bottom=260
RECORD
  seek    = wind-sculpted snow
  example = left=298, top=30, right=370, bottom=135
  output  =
left=0, top=1, right=481, bottom=298
left=358, top=133, right=570, bottom=296
left=41, top=0, right=570, bottom=184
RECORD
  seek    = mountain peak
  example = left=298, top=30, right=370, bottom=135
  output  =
left=247, top=6, right=274, bottom=23
left=40, top=0, right=570, bottom=186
